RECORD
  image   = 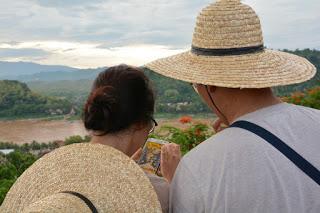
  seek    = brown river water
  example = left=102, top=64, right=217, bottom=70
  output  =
left=0, top=118, right=213, bottom=144
left=0, top=120, right=88, bottom=144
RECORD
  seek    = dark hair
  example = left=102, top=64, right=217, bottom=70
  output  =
left=83, top=65, right=155, bottom=135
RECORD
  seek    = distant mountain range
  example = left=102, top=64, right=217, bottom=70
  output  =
left=0, top=61, right=78, bottom=77
left=0, top=61, right=104, bottom=82
left=6, top=70, right=103, bottom=82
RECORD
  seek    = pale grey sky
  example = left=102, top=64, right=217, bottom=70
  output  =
left=0, top=0, right=319, bottom=68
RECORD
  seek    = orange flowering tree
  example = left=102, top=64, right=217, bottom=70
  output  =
left=179, top=116, right=193, bottom=124
left=152, top=117, right=213, bottom=155
left=284, top=85, right=320, bottom=109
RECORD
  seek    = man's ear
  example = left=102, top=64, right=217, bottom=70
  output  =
left=208, top=86, right=217, bottom=93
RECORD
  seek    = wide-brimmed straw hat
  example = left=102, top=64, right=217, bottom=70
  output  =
left=146, top=0, right=316, bottom=88
left=1, top=143, right=161, bottom=213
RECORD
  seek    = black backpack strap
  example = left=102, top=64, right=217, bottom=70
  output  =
left=230, top=120, right=320, bottom=185
left=61, top=191, right=98, bottom=213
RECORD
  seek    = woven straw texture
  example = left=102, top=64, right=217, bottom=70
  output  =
left=22, top=193, right=91, bottom=213
left=1, top=143, right=162, bottom=213
left=146, top=0, right=316, bottom=88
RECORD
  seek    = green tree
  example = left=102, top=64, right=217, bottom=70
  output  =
left=0, top=162, right=17, bottom=180
left=0, top=179, right=16, bottom=204
left=6, top=151, right=37, bottom=176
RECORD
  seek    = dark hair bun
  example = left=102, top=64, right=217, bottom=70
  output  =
left=84, top=86, right=117, bottom=133
left=83, top=65, right=155, bottom=135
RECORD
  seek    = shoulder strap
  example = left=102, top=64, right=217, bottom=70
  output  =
left=230, top=120, right=320, bottom=185
left=61, top=191, right=98, bottom=213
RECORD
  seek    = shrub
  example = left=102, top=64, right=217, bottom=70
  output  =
left=154, top=123, right=213, bottom=155
left=64, top=135, right=91, bottom=145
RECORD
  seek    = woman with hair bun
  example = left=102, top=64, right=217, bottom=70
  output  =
left=83, top=64, right=179, bottom=212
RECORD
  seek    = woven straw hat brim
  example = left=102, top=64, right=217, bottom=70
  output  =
left=1, top=143, right=162, bottom=213
left=145, top=49, right=316, bottom=88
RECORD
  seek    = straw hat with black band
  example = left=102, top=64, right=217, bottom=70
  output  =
left=146, top=0, right=316, bottom=88
left=1, top=143, right=162, bottom=213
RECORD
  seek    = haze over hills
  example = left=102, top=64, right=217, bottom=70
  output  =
left=0, top=61, right=79, bottom=78
left=6, top=70, right=103, bottom=82
left=0, top=61, right=104, bottom=82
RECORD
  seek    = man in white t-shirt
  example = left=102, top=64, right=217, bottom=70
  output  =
left=146, top=0, right=319, bottom=212
left=166, top=89, right=320, bottom=213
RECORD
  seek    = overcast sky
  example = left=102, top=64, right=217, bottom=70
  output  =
left=0, top=0, right=319, bottom=68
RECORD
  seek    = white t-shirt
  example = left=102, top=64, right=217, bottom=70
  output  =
left=170, top=103, right=320, bottom=213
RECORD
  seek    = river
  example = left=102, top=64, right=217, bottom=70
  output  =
left=0, top=117, right=213, bottom=144
left=0, top=119, right=88, bottom=144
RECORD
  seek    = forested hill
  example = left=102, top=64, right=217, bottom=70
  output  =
left=0, top=80, right=72, bottom=119
left=273, top=49, right=320, bottom=95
